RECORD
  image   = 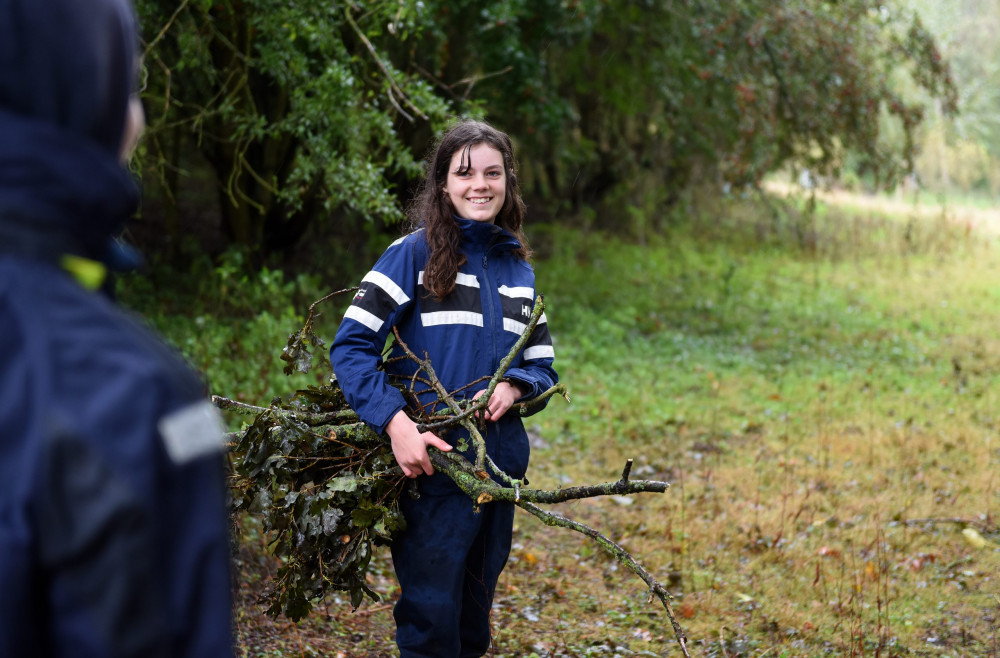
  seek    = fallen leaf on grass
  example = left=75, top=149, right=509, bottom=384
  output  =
left=962, top=528, right=989, bottom=549
left=817, top=545, right=841, bottom=559
left=632, top=628, right=653, bottom=641
left=904, top=553, right=938, bottom=571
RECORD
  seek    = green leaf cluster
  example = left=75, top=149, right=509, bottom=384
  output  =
left=136, top=0, right=452, bottom=250
left=229, top=383, right=405, bottom=620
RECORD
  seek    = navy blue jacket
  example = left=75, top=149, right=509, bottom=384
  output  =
left=331, top=218, right=557, bottom=482
left=0, top=255, right=234, bottom=658
left=0, top=1, right=233, bottom=655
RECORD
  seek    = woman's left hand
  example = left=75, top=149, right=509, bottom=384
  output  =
left=474, top=380, right=527, bottom=422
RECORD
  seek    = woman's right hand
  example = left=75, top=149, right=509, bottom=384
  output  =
left=385, top=410, right=452, bottom=478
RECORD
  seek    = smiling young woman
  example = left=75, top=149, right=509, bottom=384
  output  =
left=330, top=119, right=557, bottom=657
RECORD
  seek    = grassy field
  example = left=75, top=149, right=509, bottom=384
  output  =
left=516, top=201, right=1000, bottom=657
left=124, top=193, right=1000, bottom=656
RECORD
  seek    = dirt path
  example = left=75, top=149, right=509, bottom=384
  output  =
left=766, top=181, right=1000, bottom=236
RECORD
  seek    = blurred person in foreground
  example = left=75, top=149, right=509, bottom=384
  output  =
left=0, top=0, right=233, bottom=656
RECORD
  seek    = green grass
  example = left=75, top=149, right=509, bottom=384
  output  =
left=519, top=201, right=1000, bottom=656
left=121, top=194, right=1000, bottom=656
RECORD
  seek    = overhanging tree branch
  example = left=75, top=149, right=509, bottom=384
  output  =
left=343, top=4, right=428, bottom=122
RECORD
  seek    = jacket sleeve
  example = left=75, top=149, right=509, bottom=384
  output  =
left=505, top=307, right=558, bottom=418
left=330, top=237, right=418, bottom=433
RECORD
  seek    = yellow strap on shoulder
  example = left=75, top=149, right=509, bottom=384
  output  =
left=61, top=254, right=108, bottom=291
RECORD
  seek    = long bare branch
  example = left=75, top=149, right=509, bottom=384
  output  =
left=213, top=395, right=360, bottom=425
left=517, top=501, right=691, bottom=658
left=430, top=453, right=669, bottom=504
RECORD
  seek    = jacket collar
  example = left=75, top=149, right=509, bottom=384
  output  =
left=455, top=216, right=520, bottom=254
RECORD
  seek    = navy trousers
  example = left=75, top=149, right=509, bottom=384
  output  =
left=391, top=481, right=515, bottom=658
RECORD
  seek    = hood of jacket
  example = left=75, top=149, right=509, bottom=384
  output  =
left=0, top=0, right=137, bottom=156
left=0, top=0, right=140, bottom=264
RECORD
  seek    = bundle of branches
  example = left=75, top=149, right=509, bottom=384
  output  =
left=218, top=291, right=691, bottom=656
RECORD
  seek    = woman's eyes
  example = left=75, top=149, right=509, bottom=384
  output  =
left=454, top=170, right=503, bottom=178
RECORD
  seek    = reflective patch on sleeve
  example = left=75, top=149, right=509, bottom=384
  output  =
left=361, top=270, right=410, bottom=306
left=344, top=305, right=385, bottom=332
left=523, top=344, right=555, bottom=361
left=158, top=400, right=227, bottom=465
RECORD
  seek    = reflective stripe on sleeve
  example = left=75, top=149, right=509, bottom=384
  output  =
left=362, top=270, right=410, bottom=306
left=344, top=305, right=385, bottom=332
left=523, top=344, right=555, bottom=361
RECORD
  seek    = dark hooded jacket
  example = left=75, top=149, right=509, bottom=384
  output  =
left=0, top=1, right=233, bottom=655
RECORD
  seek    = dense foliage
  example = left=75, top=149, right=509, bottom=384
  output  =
left=229, top=383, right=405, bottom=619
left=136, top=0, right=956, bottom=257
left=135, top=0, right=451, bottom=252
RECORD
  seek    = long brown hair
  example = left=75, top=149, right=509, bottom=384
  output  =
left=407, top=120, right=531, bottom=299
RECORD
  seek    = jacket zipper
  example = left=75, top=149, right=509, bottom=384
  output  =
left=481, top=246, right=501, bottom=453
left=481, top=249, right=498, bottom=372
